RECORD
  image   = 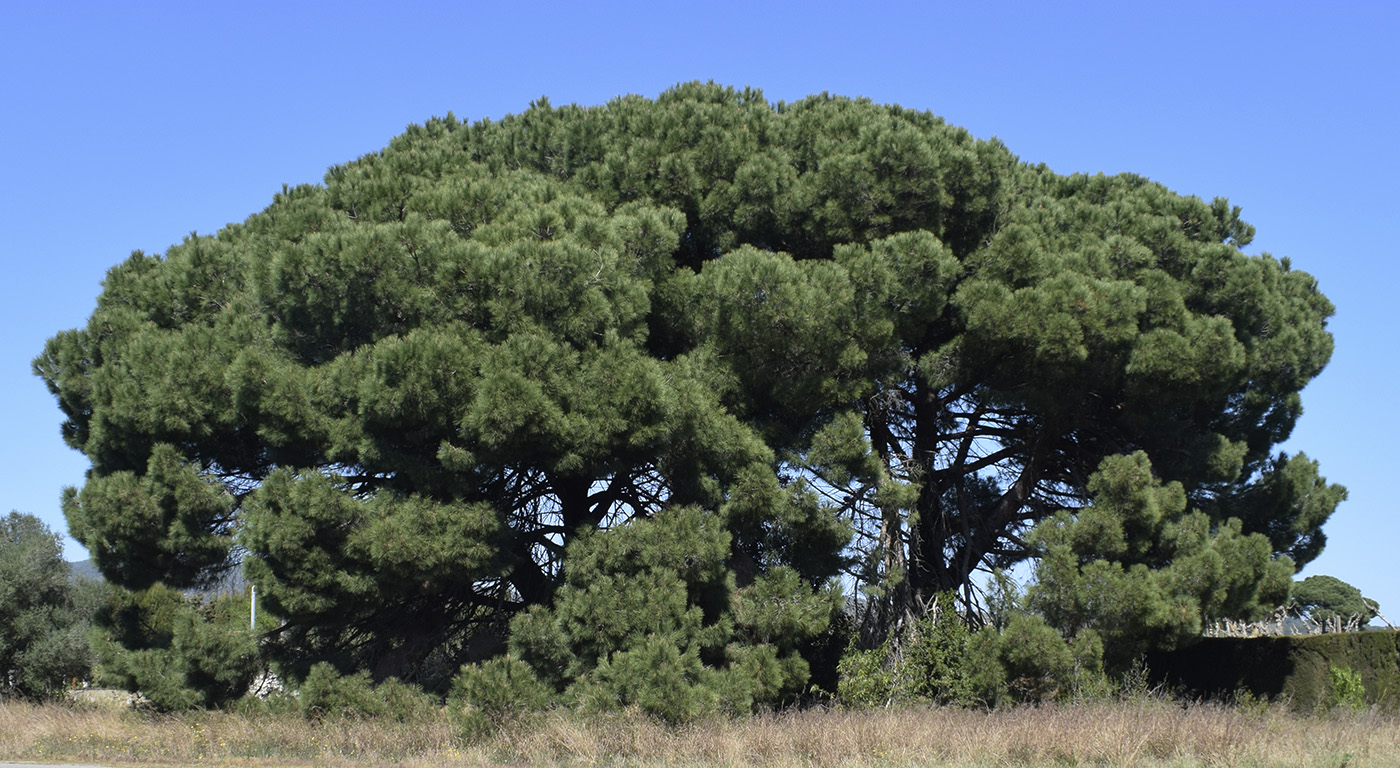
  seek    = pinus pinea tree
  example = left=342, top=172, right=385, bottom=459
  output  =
left=1291, top=574, right=1379, bottom=624
left=36, top=83, right=1342, bottom=695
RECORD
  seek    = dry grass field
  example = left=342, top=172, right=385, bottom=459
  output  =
left=2, top=697, right=1397, bottom=767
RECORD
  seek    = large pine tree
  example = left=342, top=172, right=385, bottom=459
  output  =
left=37, top=83, right=1341, bottom=685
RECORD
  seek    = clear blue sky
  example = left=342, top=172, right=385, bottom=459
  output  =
left=4, top=1, right=1395, bottom=620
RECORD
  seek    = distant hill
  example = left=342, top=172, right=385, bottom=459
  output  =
left=69, top=558, right=103, bottom=582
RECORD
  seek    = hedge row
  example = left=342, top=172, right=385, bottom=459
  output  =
left=1148, top=630, right=1400, bottom=709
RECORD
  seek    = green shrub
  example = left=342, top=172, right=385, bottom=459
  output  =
left=574, top=634, right=719, bottom=723
left=998, top=613, right=1079, bottom=703
left=377, top=677, right=440, bottom=721
left=1028, top=453, right=1294, bottom=676
left=835, top=593, right=995, bottom=708
left=117, top=647, right=204, bottom=711
left=949, top=613, right=1105, bottom=707
left=898, top=593, right=974, bottom=704
left=291, top=663, right=437, bottom=720
left=962, top=627, right=1008, bottom=707
left=450, top=655, right=553, bottom=738
left=835, top=634, right=893, bottom=708
left=1118, top=657, right=1157, bottom=702
left=1232, top=688, right=1274, bottom=718
left=1328, top=665, right=1366, bottom=711
left=716, top=643, right=807, bottom=714
left=298, top=663, right=385, bottom=718
left=507, top=506, right=836, bottom=722
left=92, top=584, right=258, bottom=711
left=172, top=598, right=261, bottom=706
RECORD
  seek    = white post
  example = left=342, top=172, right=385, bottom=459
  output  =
left=251, top=583, right=257, bottom=630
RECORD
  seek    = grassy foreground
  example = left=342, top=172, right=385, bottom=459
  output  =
left=2, top=698, right=1397, bottom=767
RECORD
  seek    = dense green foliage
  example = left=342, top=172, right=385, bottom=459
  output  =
left=1291, top=575, right=1379, bottom=623
left=91, top=584, right=259, bottom=710
left=36, top=83, right=1342, bottom=694
left=0, top=512, right=94, bottom=699
left=476, top=506, right=837, bottom=719
left=836, top=591, right=1005, bottom=708
left=450, top=655, right=554, bottom=736
left=830, top=454, right=1310, bottom=708
left=839, top=451, right=1303, bottom=707
left=289, top=662, right=437, bottom=720
left=833, top=594, right=1103, bottom=709
left=1029, top=452, right=1294, bottom=672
